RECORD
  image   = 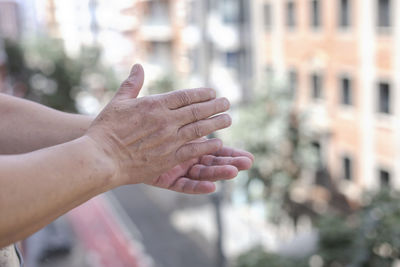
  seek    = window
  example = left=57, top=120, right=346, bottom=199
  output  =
left=340, top=76, right=353, bottom=106
left=286, top=1, right=296, bottom=29
left=377, top=0, right=391, bottom=28
left=378, top=81, right=391, bottom=114
left=189, top=49, right=199, bottom=73
left=208, top=0, right=219, bottom=11
left=288, top=69, right=298, bottom=97
left=311, top=73, right=323, bottom=99
left=379, top=169, right=391, bottom=188
left=147, top=1, right=170, bottom=24
left=342, top=156, right=352, bottom=180
left=225, top=51, right=240, bottom=69
left=223, top=0, right=240, bottom=24
left=311, top=0, right=321, bottom=29
left=0, top=2, right=20, bottom=39
left=312, top=141, right=321, bottom=153
left=187, top=1, right=197, bottom=24
left=339, top=0, right=351, bottom=29
left=312, top=141, right=323, bottom=167
left=149, top=41, right=172, bottom=68
left=264, top=3, right=272, bottom=30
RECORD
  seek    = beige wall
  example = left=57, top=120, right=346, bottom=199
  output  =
left=261, top=0, right=399, bottom=195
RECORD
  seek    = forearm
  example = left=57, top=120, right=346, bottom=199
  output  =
left=0, top=136, right=116, bottom=247
left=0, top=94, right=93, bottom=154
left=0, top=64, right=250, bottom=249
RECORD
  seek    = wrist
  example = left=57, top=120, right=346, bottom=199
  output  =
left=68, top=114, right=95, bottom=136
left=79, top=135, right=120, bottom=190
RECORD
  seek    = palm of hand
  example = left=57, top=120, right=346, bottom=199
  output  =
left=149, top=146, right=254, bottom=194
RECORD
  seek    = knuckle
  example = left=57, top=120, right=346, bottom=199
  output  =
left=120, top=78, right=136, bottom=89
left=211, top=156, right=220, bottom=165
left=193, top=123, right=202, bottom=138
left=138, top=97, right=151, bottom=108
left=144, top=97, right=156, bottom=108
left=141, top=97, right=163, bottom=111
left=150, top=98, right=163, bottom=110
left=198, top=87, right=215, bottom=99
left=175, top=147, right=186, bottom=162
left=190, top=105, right=200, bottom=121
left=177, top=90, right=192, bottom=107
left=188, top=144, right=199, bottom=155
left=179, top=127, right=191, bottom=141
left=177, top=143, right=202, bottom=162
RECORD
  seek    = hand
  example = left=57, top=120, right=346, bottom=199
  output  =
left=86, top=64, right=232, bottom=186
left=149, top=144, right=254, bottom=194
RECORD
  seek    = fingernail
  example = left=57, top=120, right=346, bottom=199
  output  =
left=224, top=114, right=232, bottom=126
left=131, top=64, right=140, bottom=75
left=222, top=98, right=230, bottom=109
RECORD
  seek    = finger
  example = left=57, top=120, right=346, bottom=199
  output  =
left=178, top=114, right=232, bottom=142
left=199, top=155, right=253, bottom=170
left=115, top=64, right=145, bottom=99
left=175, top=97, right=230, bottom=125
left=168, top=178, right=216, bottom=194
left=163, top=88, right=216, bottom=109
left=176, top=138, right=222, bottom=162
left=188, top=165, right=238, bottom=181
left=214, top=147, right=255, bottom=162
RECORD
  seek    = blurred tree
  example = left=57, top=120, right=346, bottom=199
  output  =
left=236, top=246, right=308, bottom=267
left=321, top=190, right=400, bottom=267
left=147, top=73, right=177, bottom=95
left=237, top=191, right=400, bottom=267
left=230, top=84, right=319, bottom=224
left=232, top=81, right=400, bottom=266
left=4, top=36, right=118, bottom=112
left=229, top=78, right=354, bottom=223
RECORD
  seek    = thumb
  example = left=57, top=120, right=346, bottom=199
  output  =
left=116, top=64, right=145, bottom=99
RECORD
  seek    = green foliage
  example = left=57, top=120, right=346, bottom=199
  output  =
left=4, top=36, right=118, bottom=112
left=233, top=82, right=400, bottom=267
left=4, top=39, right=27, bottom=78
left=236, top=246, right=308, bottom=267
left=236, top=191, right=400, bottom=267
left=316, top=191, right=400, bottom=266
left=231, top=85, right=317, bottom=222
left=317, top=215, right=357, bottom=265
left=147, top=74, right=177, bottom=95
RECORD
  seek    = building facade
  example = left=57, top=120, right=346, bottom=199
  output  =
left=122, top=0, right=252, bottom=102
left=42, top=0, right=134, bottom=74
left=0, top=0, right=38, bottom=94
left=183, top=0, right=253, bottom=103
left=257, top=0, right=400, bottom=200
left=121, top=0, right=185, bottom=86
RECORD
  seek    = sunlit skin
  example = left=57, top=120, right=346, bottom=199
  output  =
left=0, top=64, right=253, bottom=248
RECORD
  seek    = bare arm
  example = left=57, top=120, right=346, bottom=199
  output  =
left=0, top=64, right=253, bottom=248
left=0, top=136, right=114, bottom=247
left=0, top=94, right=92, bottom=154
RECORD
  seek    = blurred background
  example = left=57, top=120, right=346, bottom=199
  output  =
left=1, top=0, right=400, bottom=267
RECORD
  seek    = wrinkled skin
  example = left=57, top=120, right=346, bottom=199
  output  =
left=88, top=64, right=253, bottom=194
